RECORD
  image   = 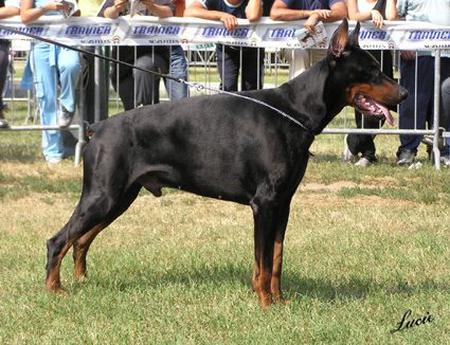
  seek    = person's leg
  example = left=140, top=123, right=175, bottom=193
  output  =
left=397, top=56, right=434, bottom=162
left=166, top=45, right=188, bottom=101
left=57, top=47, right=81, bottom=114
left=133, top=49, right=169, bottom=106
left=346, top=110, right=381, bottom=163
left=216, top=45, right=239, bottom=92
left=134, top=53, right=160, bottom=106
left=241, top=48, right=265, bottom=91
left=440, top=58, right=450, bottom=159
left=31, top=44, right=64, bottom=161
left=347, top=50, right=391, bottom=164
left=0, top=40, right=10, bottom=128
left=117, top=75, right=136, bottom=111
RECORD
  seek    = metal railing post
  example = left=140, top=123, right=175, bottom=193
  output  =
left=433, top=50, right=441, bottom=170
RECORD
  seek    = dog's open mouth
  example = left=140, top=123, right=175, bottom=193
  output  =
left=353, top=93, right=394, bottom=126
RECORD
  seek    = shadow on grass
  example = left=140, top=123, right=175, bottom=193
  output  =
left=70, top=261, right=449, bottom=302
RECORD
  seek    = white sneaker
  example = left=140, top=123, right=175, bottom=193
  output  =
left=441, top=155, right=450, bottom=167
left=342, top=135, right=356, bottom=162
left=46, top=157, right=62, bottom=165
left=58, top=106, right=74, bottom=128
left=354, top=157, right=371, bottom=167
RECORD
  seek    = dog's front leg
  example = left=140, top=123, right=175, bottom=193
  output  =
left=270, top=202, right=291, bottom=303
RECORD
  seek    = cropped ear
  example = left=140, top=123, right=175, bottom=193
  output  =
left=328, top=18, right=349, bottom=58
left=348, top=21, right=361, bottom=48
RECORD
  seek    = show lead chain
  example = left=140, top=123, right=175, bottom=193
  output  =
left=0, top=24, right=312, bottom=134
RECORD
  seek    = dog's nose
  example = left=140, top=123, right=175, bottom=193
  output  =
left=399, top=86, right=408, bottom=101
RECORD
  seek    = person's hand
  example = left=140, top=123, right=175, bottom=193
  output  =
left=42, top=1, right=72, bottom=12
left=304, top=12, right=320, bottom=33
left=141, top=0, right=155, bottom=9
left=311, top=9, right=331, bottom=20
left=401, top=50, right=416, bottom=60
left=220, top=13, right=238, bottom=31
left=113, top=0, right=128, bottom=13
left=371, top=9, right=383, bottom=28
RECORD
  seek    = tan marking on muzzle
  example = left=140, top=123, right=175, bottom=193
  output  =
left=347, top=81, right=401, bottom=105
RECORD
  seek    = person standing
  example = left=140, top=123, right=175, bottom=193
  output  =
left=270, top=0, right=347, bottom=78
left=185, top=0, right=264, bottom=92
left=394, top=0, right=450, bottom=166
left=101, top=0, right=173, bottom=110
left=21, top=0, right=81, bottom=164
left=166, top=0, right=189, bottom=100
left=343, top=0, right=397, bottom=167
left=0, top=0, right=20, bottom=128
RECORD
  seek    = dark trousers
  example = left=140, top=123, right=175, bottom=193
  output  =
left=112, top=47, right=170, bottom=111
left=0, top=40, right=10, bottom=110
left=443, top=77, right=450, bottom=154
left=347, top=50, right=393, bottom=162
left=397, top=56, right=450, bottom=155
left=216, top=44, right=264, bottom=91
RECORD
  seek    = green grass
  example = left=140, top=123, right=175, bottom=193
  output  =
left=0, top=107, right=449, bottom=345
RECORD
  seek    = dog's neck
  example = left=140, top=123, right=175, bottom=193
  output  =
left=281, top=57, right=348, bottom=135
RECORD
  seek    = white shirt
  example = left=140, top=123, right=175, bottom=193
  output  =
left=4, top=0, right=20, bottom=8
left=356, top=0, right=376, bottom=13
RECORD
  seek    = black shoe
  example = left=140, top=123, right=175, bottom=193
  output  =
left=396, top=149, right=416, bottom=166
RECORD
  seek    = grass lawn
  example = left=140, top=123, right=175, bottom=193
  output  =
left=0, top=102, right=449, bottom=344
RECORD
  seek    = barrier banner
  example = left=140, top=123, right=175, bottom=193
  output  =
left=0, top=16, right=449, bottom=51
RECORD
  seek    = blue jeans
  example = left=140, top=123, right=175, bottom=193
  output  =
left=30, top=43, right=80, bottom=160
left=165, top=45, right=188, bottom=101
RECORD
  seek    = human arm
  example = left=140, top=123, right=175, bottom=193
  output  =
left=21, top=0, right=73, bottom=23
left=103, top=0, right=128, bottom=18
left=384, top=0, right=398, bottom=20
left=245, top=0, right=262, bottom=22
left=0, top=6, right=20, bottom=19
left=270, top=0, right=331, bottom=21
left=304, top=1, right=347, bottom=32
left=141, top=0, right=173, bottom=17
left=184, top=0, right=238, bottom=31
left=347, top=0, right=383, bottom=28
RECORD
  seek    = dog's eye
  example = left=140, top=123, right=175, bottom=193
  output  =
left=371, top=68, right=382, bottom=79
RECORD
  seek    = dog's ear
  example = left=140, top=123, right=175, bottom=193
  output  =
left=328, top=18, right=349, bottom=58
left=348, top=21, right=361, bottom=48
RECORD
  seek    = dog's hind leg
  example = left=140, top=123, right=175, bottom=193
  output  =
left=72, top=183, right=142, bottom=281
left=45, top=181, right=140, bottom=292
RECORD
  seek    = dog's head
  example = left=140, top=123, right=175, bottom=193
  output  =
left=327, top=19, right=408, bottom=125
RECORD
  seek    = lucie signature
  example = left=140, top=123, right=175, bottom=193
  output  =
left=391, top=309, right=434, bottom=333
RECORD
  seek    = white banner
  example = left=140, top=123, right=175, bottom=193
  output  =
left=0, top=16, right=449, bottom=51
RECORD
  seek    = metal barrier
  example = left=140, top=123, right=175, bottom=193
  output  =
left=0, top=42, right=85, bottom=165
left=1, top=41, right=448, bottom=169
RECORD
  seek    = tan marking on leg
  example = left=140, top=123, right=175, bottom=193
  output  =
left=251, top=261, right=258, bottom=292
left=46, top=241, right=72, bottom=292
left=256, top=268, right=272, bottom=308
left=73, top=225, right=104, bottom=280
left=270, top=240, right=284, bottom=302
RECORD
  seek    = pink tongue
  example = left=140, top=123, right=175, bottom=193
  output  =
left=381, top=108, right=394, bottom=126
left=377, top=102, right=394, bottom=126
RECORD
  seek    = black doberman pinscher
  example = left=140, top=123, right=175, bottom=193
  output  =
left=45, top=20, right=407, bottom=307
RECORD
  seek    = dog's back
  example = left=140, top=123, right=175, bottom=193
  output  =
left=87, top=92, right=314, bottom=204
